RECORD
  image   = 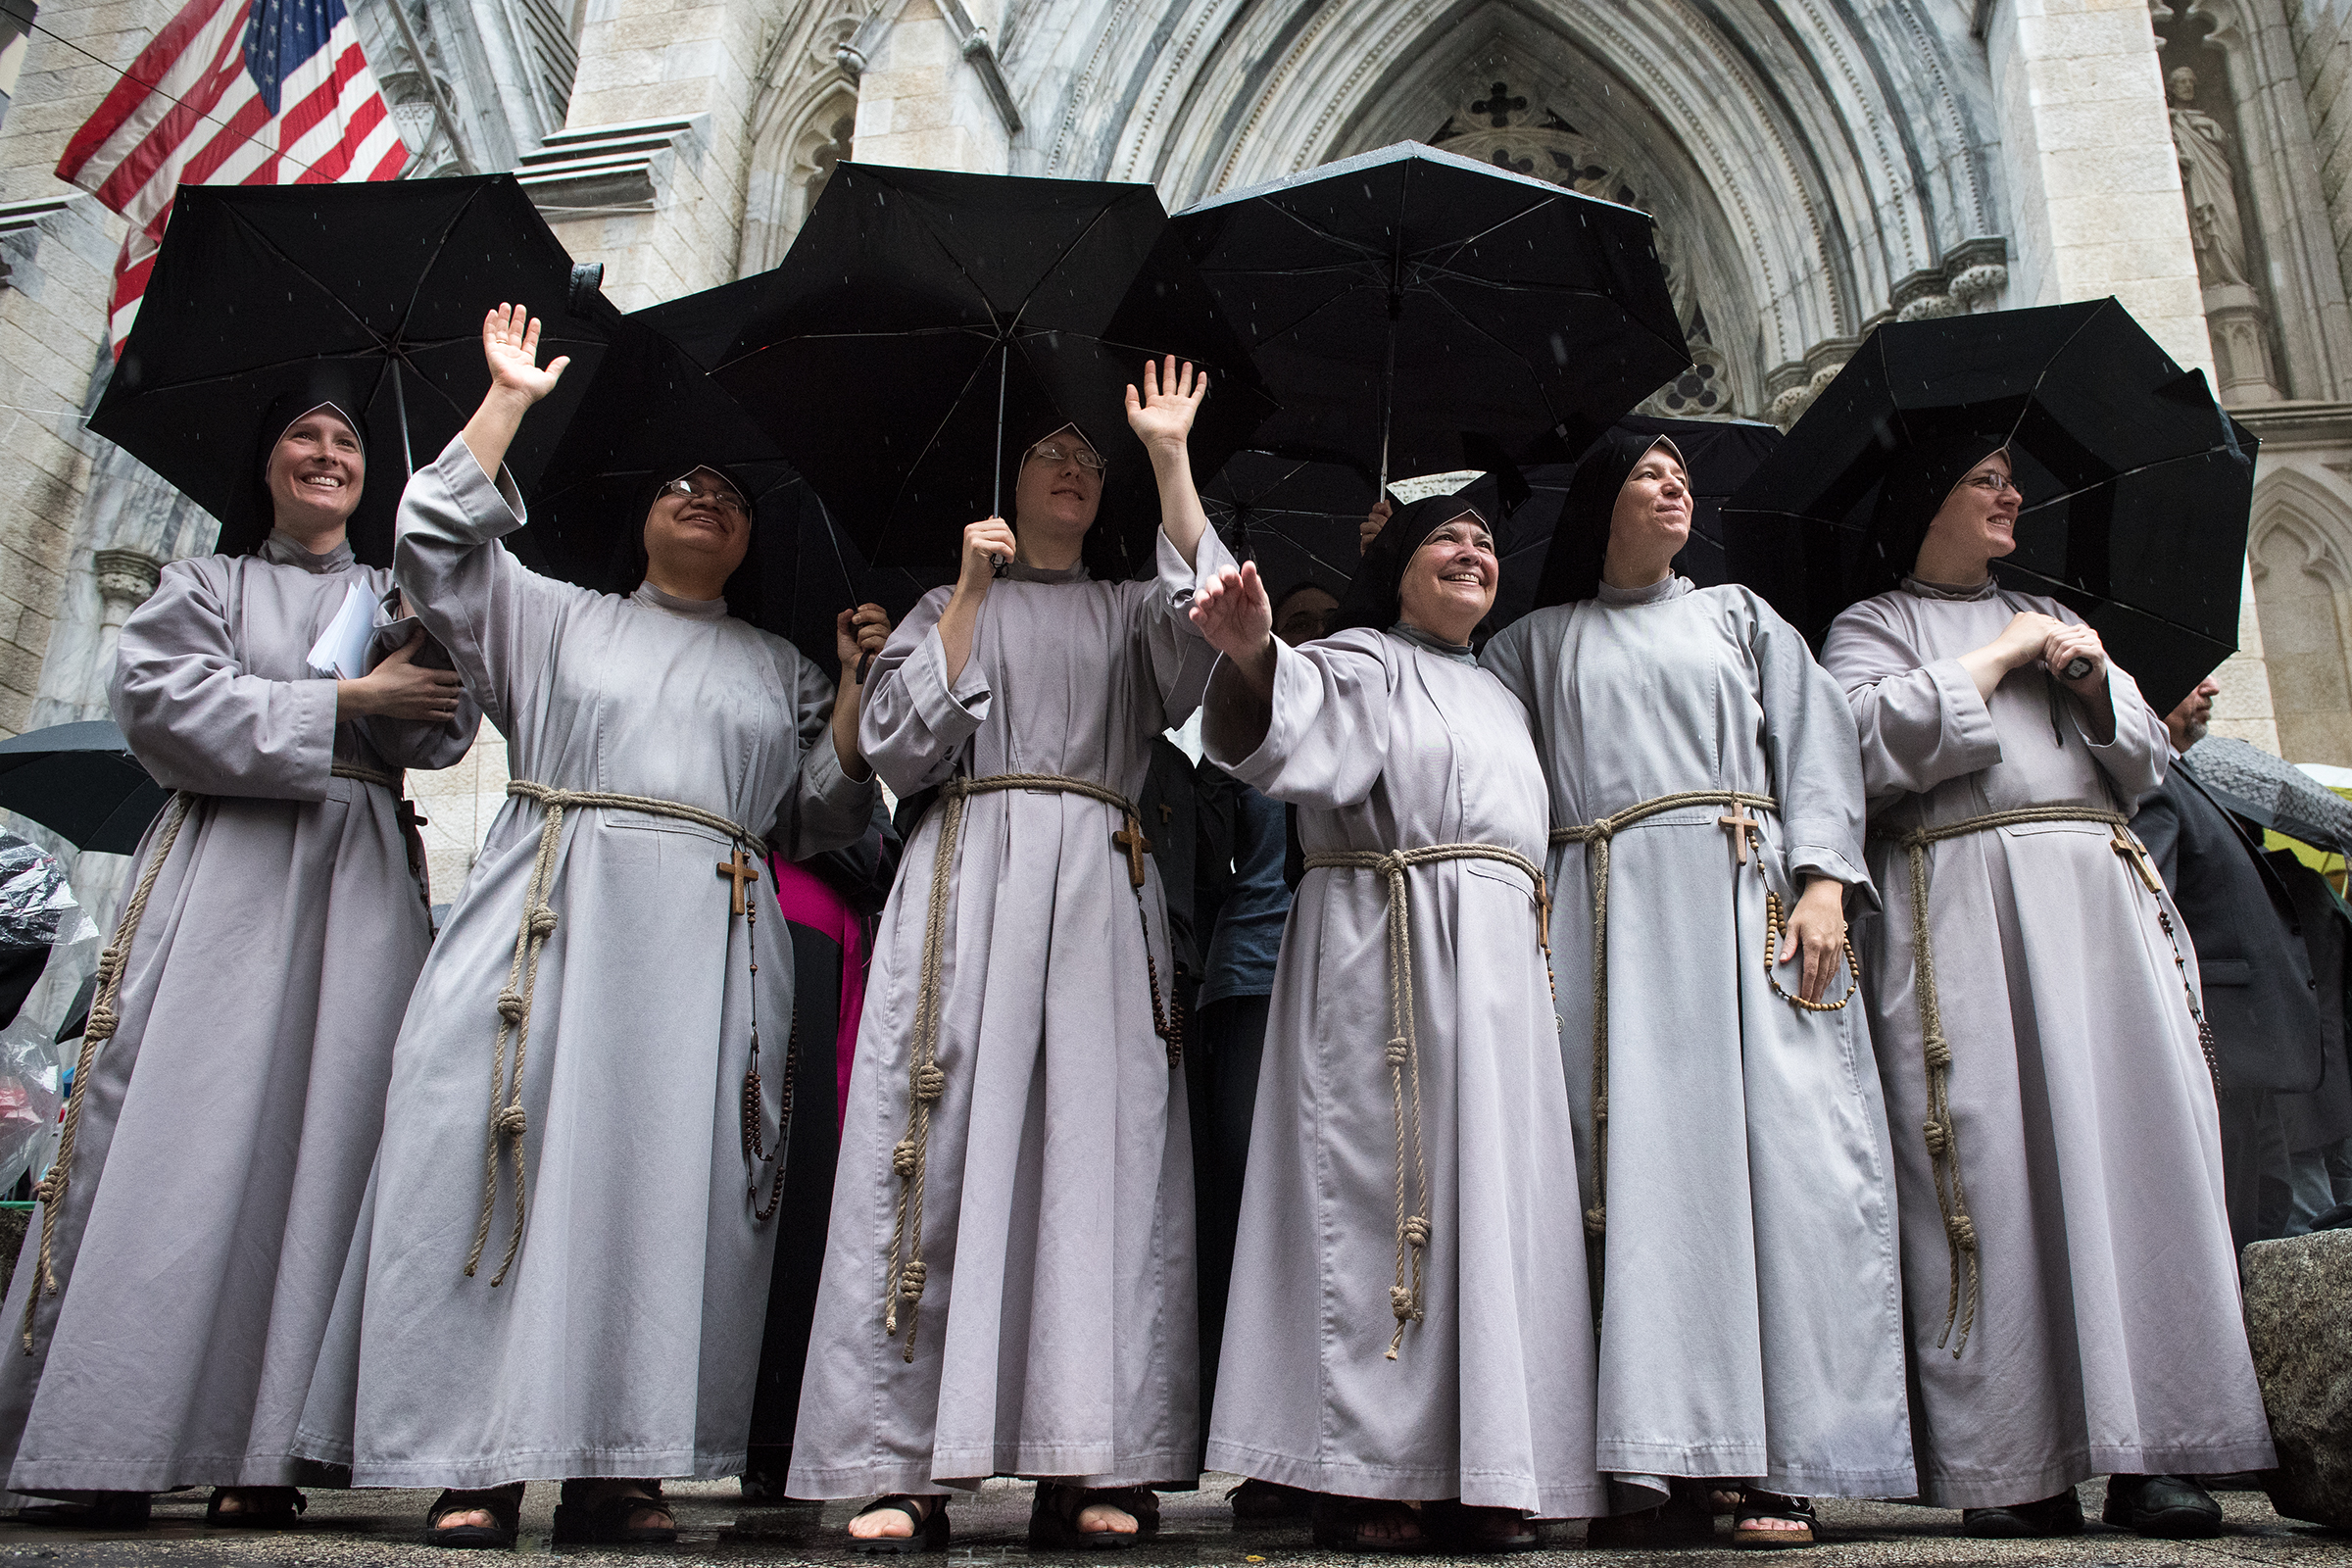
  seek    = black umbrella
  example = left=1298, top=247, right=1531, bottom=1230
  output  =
left=91, top=175, right=618, bottom=565
left=0, top=722, right=169, bottom=856
left=638, top=164, right=1277, bottom=583
left=1172, top=141, right=1689, bottom=492
left=1449, top=415, right=1784, bottom=629
left=1721, top=299, right=2257, bottom=713
left=1200, top=451, right=1376, bottom=602
left=514, top=317, right=924, bottom=671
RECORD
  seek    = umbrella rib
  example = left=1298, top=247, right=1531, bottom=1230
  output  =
left=1990, top=561, right=2236, bottom=647
left=396, top=181, right=497, bottom=345
left=218, top=204, right=397, bottom=352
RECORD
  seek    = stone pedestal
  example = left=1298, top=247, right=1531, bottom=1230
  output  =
left=2241, top=1228, right=2352, bottom=1530
left=2207, top=281, right=2287, bottom=405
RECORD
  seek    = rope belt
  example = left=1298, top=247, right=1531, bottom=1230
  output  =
left=1877, top=806, right=2221, bottom=1357
left=24, top=791, right=198, bottom=1351
left=469, top=781, right=769, bottom=1287
left=1302, top=843, right=1549, bottom=1359
left=883, top=772, right=1181, bottom=1362
left=331, top=760, right=402, bottom=790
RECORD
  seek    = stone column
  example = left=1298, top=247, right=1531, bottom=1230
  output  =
left=1985, top=0, right=2278, bottom=750
left=89, top=547, right=160, bottom=679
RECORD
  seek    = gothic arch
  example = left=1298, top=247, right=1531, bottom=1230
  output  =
left=739, top=0, right=867, bottom=277
left=1018, top=0, right=2004, bottom=397
left=2250, top=465, right=2352, bottom=762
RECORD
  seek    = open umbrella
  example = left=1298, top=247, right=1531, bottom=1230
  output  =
left=514, top=317, right=923, bottom=671
left=1172, top=141, right=1689, bottom=492
left=0, top=722, right=169, bottom=856
left=1721, top=298, right=2257, bottom=714
left=1447, top=415, right=1784, bottom=629
left=2181, top=738, right=2352, bottom=856
left=638, top=164, right=1277, bottom=583
left=1200, top=451, right=1375, bottom=602
left=91, top=175, right=617, bottom=565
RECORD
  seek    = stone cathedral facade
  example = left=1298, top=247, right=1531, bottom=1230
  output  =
left=7, top=0, right=2352, bottom=900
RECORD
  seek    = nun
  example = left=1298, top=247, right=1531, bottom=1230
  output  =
left=788, top=360, right=1230, bottom=1549
left=1479, top=431, right=1913, bottom=1545
left=1821, top=438, right=2272, bottom=1538
left=291, top=306, right=884, bottom=1546
left=0, top=376, right=478, bottom=1527
left=1196, top=496, right=1602, bottom=1551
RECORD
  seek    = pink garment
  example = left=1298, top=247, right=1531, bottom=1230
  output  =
left=768, top=855, right=869, bottom=1134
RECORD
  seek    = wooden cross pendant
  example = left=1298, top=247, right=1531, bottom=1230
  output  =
left=1112, top=816, right=1152, bottom=888
left=1717, top=802, right=1762, bottom=867
left=1157, top=803, right=1174, bottom=826
left=2111, top=826, right=2163, bottom=894
left=717, top=846, right=762, bottom=915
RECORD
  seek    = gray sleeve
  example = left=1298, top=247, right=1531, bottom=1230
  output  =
left=1823, top=597, right=2003, bottom=809
left=856, top=587, right=989, bottom=798
left=1745, top=592, right=1872, bottom=897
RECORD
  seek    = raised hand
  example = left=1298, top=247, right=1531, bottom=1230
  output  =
left=1124, top=356, right=1208, bottom=451
left=1191, top=561, right=1275, bottom=659
left=481, top=303, right=570, bottom=405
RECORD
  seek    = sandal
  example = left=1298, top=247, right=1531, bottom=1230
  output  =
left=1585, top=1486, right=1716, bottom=1548
left=424, top=1484, right=522, bottom=1549
left=1310, top=1495, right=1433, bottom=1554
left=1428, top=1498, right=1540, bottom=1552
left=1732, top=1491, right=1817, bottom=1549
left=207, top=1487, right=307, bottom=1529
left=552, top=1479, right=677, bottom=1544
left=14, top=1492, right=152, bottom=1530
left=1028, top=1483, right=1159, bottom=1550
left=849, top=1494, right=952, bottom=1554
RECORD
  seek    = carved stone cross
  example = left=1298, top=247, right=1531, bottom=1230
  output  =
left=1717, top=802, right=1762, bottom=867
left=1112, top=817, right=1152, bottom=888
left=717, top=846, right=762, bottom=915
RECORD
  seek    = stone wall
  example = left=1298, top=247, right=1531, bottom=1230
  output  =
left=2283, top=0, right=2352, bottom=307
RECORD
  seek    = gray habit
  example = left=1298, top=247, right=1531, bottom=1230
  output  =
left=0, top=532, right=476, bottom=1494
left=1481, top=578, right=1913, bottom=1502
left=1200, top=627, right=1605, bottom=1519
left=787, top=536, right=1227, bottom=1496
left=1823, top=582, right=2275, bottom=1506
left=293, top=435, right=874, bottom=1486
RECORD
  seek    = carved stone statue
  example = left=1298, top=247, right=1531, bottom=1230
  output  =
left=2169, top=65, right=2249, bottom=289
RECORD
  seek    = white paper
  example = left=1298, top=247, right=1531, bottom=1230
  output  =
left=306, top=582, right=376, bottom=680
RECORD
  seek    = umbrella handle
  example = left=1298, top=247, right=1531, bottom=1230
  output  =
left=2060, top=656, right=2093, bottom=681
left=857, top=651, right=876, bottom=684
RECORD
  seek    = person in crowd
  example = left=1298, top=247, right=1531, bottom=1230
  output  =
left=1482, top=432, right=1910, bottom=1547
left=0, top=378, right=477, bottom=1530
left=291, top=306, right=885, bottom=1547
left=742, top=799, right=904, bottom=1501
left=1194, top=580, right=1336, bottom=1526
left=2132, top=675, right=2341, bottom=1250
left=1823, top=438, right=2274, bottom=1540
left=789, top=361, right=1231, bottom=1550
left=1196, top=498, right=1601, bottom=1552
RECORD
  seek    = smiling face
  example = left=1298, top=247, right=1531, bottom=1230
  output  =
left=1607, top=441, right=1691, bottom=559
left=1919, top=448, right=2021, bottom=573
left=265, top=407, right=366, bottom=538
left=1012, top=425, right=1104, bottom=543
left=642, top=466, right=752, bottom=590
left=1396, top=512, right=1498, bottom=645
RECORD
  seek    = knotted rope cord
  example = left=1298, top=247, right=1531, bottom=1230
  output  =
left=1302, top=843, right=1549, bottom=1358
left=24, top=791, right=197, bottom=1352
left=883, top=771, right=1177, bottom=1362
left=1551, top=791, right=1777, bottom=1240
left=467, top=781, right=766, bottom=1286
left=331, top=760, right=402, bottom=790
left=1880, top=805, right=2224, bottom=1355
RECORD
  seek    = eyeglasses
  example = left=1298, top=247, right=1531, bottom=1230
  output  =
left=1025, top=440, right=1106, bottom=473
left=660, top=476, right=749, bottom=515
left=1962, top=471, right=2019, bottom=496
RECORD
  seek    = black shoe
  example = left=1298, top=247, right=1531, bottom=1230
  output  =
left=551, top=1479, right=677, bottom=1544
left=1960, top=1491, right=2083, bottom=1539
left=2102, top=1474, right=2223, bottom=1539
left=14, top=1492, right=152, bottom=1531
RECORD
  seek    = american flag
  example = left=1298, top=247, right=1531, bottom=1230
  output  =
left=55, top=0, right=408, bottom=352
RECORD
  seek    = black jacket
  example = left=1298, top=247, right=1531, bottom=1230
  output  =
left=2132, top=755, right=2327, bottom=1093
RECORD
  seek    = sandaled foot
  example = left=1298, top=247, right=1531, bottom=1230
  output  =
left=14, top=1492, right=152, bottom=1531
left=849, top=1494, right=951, bottom=1554
left=1732, top=1491, right=1816, bottom=1548
left=552, top=1479, right=676, bottom=1544
left=1431, top=1499, right=1539, bottom=1552
left=1311, top=1495, right=1431, bottom=1554
left=1229, top=1477, right=1315, bottom=1522
left=207, top=1487, right=307, bottom=1529
left=425, top=1484, right=523, bottom=1549
left=1029, top=1483, right=1159, bottom=1549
